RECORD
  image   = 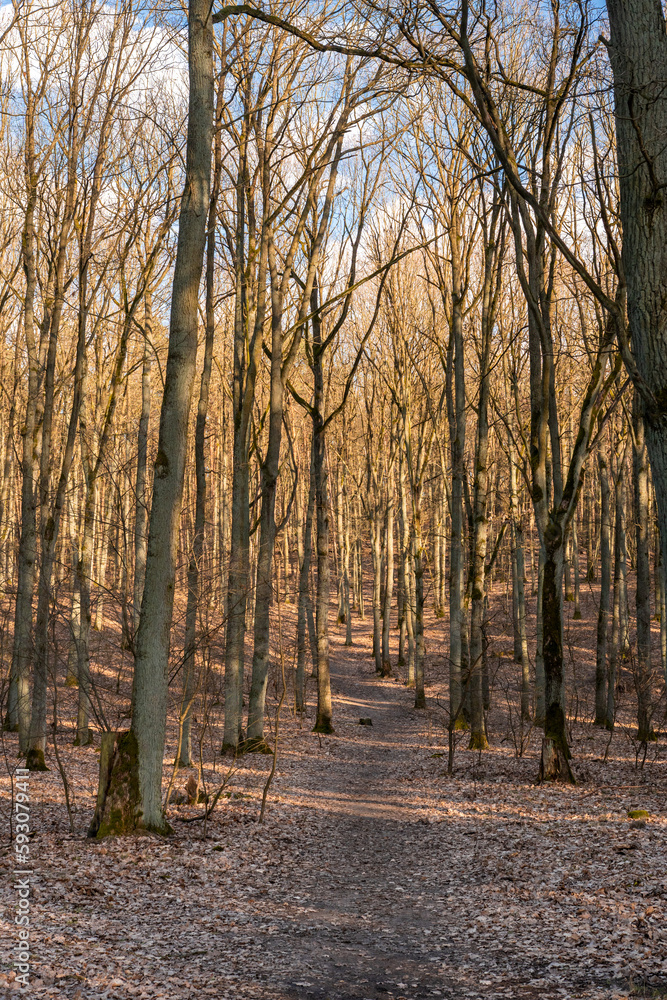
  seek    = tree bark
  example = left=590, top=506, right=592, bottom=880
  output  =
left=606, top=471, right=626, bottom=731
left=178, top=98, right=221, bottom=766
left=310, top=289, right=334, bottom=734
left=633, top=396, right=652, bottom=740
left=446, top=217, right=466, bottom=729
left=92, top=0, right=213, bottom=834
left=133, top=291, right=152, bottom=632
left=595, top=449, right=611, bottom=725
left=606, top=0, right=667, bottom=619
left=510, top=457, right=530, bottom=721
left=296, top=450, right=316, bottom=713
left=381, top=470, right=394, bottom=676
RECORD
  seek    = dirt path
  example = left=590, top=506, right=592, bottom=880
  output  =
left=232, top=644, right=665, bottom=1000
left=261, top=649, right=473, bottom=1000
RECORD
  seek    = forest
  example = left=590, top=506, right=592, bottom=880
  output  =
left=0, top=0, right=666, bottom=997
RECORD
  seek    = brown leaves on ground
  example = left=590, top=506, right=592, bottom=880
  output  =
left=0, top=590, right=665, bottom=1000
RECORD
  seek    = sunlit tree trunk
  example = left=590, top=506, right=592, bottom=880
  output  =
left=510, top=457, right=530, bottom=721
left=178, top=97, right=221, bottom=765
left=595, top=449, right=611, bottom=725
left=311, top=298, right=333, bottom=734
left=606, top=471, right=626, bottom=731
left=446, top=217, right=466, bottom=729
left=296, top=451, right=316, bottom=713
left=381, top=468, right=394, bottom=676
left=91, top=0, right=213, bottom=834
left=133, top=291, right=152, bottom=632
left=371, top=503, right=383, bottom=674
left=633, top=396, right=652, bottom=740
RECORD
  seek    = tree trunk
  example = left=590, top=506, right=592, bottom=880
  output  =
left=446, top=240, right=466, bottom=728
left=412, top=499, right=426, bottom=710
left=246, top=319, right=286, bottom=747
left=572, top=514, right=581, bottom=619
left=538, top=515, right=573, bottom=782
left=312, top=356, right=334, bottom=733
left=397, top=452, right=409, bottom=671
left=633, top=397, right=652, bottom=740
left=178, top=114, right=220, bottom=765
left=606, top=476, right=625, bottom=731
left=595, top=450, right=611, bottom=725
left=535, top=545, right=546, bottom=725
left=371, top=505, right=383, bottom=674
left=296, top=451, right=316, bottom=713
left=381, top=473, right=394, bottom=676
left=343, top=480, right=352, bottom=646
left=222, top=106, right=255, bottom=754
left=133, top=292, right=151, bottom=632
left=74, top=480, right=95, bottom=747
left=510, top=459, right=530, bottom=721
left=92, top=0, right=213, bottom=834
left=7, top=104, right=40, bottom=743
left=605, top=0, right=667, bottom=624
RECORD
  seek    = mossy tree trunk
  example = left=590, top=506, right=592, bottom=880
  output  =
left=538, top=516, right=573, bottom=781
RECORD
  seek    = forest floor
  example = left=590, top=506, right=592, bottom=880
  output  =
left=1, top=585, right=667, bottom=1000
